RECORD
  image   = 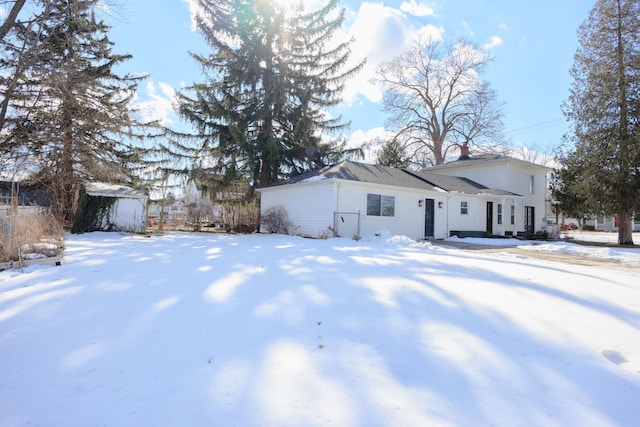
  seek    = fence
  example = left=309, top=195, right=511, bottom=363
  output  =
left=333, top=211, right=361, bottom=240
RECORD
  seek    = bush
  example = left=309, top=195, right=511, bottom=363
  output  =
left=260, top=205, right=292, bottom=234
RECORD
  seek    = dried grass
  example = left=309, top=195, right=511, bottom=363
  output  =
left=0, top=213, right=64, bottom=263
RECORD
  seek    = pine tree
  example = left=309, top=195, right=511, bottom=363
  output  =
left=549, top=157, right=593, bottom=227
left=376, top=139, right=411, bottom=169
left=176, top=0, right=363, bottom=188
left=561, top=0, right=640, bottom=245
left=1, top=0, right=151, bottom=223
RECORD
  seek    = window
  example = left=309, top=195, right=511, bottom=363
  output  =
left=497, top=204, right=503, bottom=225
left=529, top=175, right=535, bottom=194
left=367, top=194, right=395, bottom=217
left=460, top=201, right=468, bottom=215
left=510, top=205, right=515, bottom=225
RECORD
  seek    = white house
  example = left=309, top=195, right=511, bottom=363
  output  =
left=258, top=157, right=551, bottom=240
left=584, top=216, right=640, bottom=232
left=424, top=154, right=552, bottom=237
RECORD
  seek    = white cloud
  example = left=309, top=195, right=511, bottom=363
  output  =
left=341, top=2, right=443, bottom=105
left=135, top=81, right=177, bottom=125
left=348, top=127, right=395, bottom=162
left=483, top=35, right=503, bottom=50
left=498, top=22, right=508, bottom=31
left=181, top=0, right=206, bottom=31
left=399, top=0, right=435, bottom=17
left=178, top=1, right=444, bottom=108
left=461, top=20, right=475, bottom=37
left=350, top=127, right=391, bottom=146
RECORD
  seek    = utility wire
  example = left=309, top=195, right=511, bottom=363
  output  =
left=505, top=118, right=566, bottom=136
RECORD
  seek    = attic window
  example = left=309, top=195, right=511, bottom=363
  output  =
left=367, top=194, right=395, bottom=217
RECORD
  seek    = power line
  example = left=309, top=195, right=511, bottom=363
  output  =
left=505, top=118, right=566, bottom=136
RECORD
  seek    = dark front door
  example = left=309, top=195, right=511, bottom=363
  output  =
left=525, top=206, right=535, bottom=235
left=424, top=198, right=435, bottom=238
left=486, top=201, right=493, bottom=235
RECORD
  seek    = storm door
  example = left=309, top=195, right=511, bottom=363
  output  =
left=424, top=198, right=435, bottom=238
left=525, top=206, right=535, bottom=235
left=486, top=201, right=494, bottom=235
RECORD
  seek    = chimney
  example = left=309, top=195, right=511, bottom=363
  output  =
left=458, top=143, right=470, bottom=161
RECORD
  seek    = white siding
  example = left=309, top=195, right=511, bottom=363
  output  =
left=497, top=198, right=520, bottom=236
left=448, top=195, right=485, bottom=232
left=260, top=180, right=448, bottom=240
left=429, top=159, right=550, bottom=234
left=450, top=164, right=507, bottom=190
left=259, top=181, right=335, bottom=238
left=336, top=181, right=447, bottom=240
left=113, top=198, right=147, bottom=233
left=432, top=196, right=448, bottom=239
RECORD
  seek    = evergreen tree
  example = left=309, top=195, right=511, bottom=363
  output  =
left=549, top=158, right=593, bottom=227
left=176, top=0, right=363, bottom=188
left=376, top=139, right=411, bottom=169
left=561, top=0, right=640, bottom=245
left=1, top=0, right=151, bottom=223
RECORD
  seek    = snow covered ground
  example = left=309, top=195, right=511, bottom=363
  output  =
left=1, top=231, right=639, bottom=427
left=442, top=231, right=640, bottom=267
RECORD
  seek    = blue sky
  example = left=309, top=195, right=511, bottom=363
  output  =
left=106, top=0, right=594, bottom=160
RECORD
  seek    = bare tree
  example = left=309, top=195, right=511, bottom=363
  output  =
left=375, top=37, right=505, bottom=166
left=0, top=0, right=54, bottom=133
left=0, top=0, right=27, bottom=42
left=508, top=144, right=556, bottom=167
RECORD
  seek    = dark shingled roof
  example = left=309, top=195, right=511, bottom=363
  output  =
left=0, top=181, right=52, bottom=206
left=404, top=170, right=522, bottom=196
left=273, top=161, right=438, bottom=191
left=267, top=161, right=521, bottom=196
left=426, top=153, right=552, bottom=172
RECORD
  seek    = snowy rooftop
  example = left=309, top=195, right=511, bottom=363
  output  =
left=84, top=182, right=147, bottom=199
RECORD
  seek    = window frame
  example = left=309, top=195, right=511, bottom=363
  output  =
left=366, top=193, right=395, bottom=217
left=460, top=201, right=468, bottom=215
left=529, top=175, right=535, bottom=194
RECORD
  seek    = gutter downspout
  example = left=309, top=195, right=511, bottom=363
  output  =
left=334, top=181, right=342, bottom=237
left=446, top=193, right=451, bottom=238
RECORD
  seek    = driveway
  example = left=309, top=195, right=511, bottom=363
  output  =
left=431, top=239, right=640, bottom=275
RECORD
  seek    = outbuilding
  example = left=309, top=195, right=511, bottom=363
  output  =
left=71, top=182, right=148, bottom=234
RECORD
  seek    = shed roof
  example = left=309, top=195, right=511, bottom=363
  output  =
left=84, top=182, right=147, bottom=200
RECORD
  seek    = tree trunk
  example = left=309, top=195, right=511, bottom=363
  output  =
left=259, top=19, right=275, bottom=188
left=0, top=0, right=26, bottom=42
left=60, top=98, right=76, bottom=224
left=617, top=212, right=634, bottom=245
